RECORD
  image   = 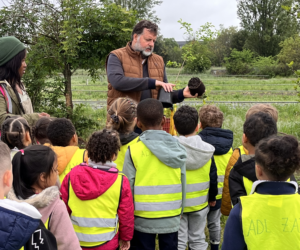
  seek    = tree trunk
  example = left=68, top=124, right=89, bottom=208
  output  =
left=63, top=64, right=73, bottom=113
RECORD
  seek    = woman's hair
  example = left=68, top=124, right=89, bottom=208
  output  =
left=86, top=129, right=121, bottom=164
left=33, top=117, right=55, bottom=144
left=107, top=97, right=137, bottom=134
left=0, top=49, right=26, bottom=90
left=12, top=145, right=57, bottom=199
left=2, top=117, right=33, bottom=149
left=256, top=135, right=300, bottom=181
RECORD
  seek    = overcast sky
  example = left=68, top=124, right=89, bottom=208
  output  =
left=154, top=0, right=240, bottom=40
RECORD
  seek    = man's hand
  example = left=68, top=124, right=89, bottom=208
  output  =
left=155, top=80, right=175, bottom=92
left=209, top=201, right=216, bottom=207
left=183, top=86, right=198, bottom=98
left=38, top=112, right=50, bottom=118
left=119, top=240, right=130, bottom=250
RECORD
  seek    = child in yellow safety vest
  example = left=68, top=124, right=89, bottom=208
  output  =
left=123, top=99, right=187, bottom=250
left=222, top=135, right=300, bottom=250
left=107, top=97, right=139, bottom=172
left=221, top=103, right=279, bottom=216
left=46, top=118, right=88, bottom=183
left=173, top=105, right=218, bottom=250
left=198, top=105, right=233, bottom=250
left=61, top=129, right=134, bottom=250
left=229, top=112, right=279, bottom=206
left=7, top=145, right=80, bottom=250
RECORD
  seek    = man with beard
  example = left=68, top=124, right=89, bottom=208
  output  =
left=106, top=20, right=196, bottom=110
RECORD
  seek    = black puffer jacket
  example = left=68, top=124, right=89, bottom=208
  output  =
left=198, top=127, right=233, bottom=155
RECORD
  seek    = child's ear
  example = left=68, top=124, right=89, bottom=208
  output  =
left=3, top=169, right=13, bottom=188
left=255, top=164, right=263, bottom=180
left=199, top=122, right=203, bottom=130
left=161, top=116, right=166, bottom=128
left=242, top=133, right=248, bottom=144
left=24, top=131, right=32, bottom=145
left=136, top=119, right=142, bottom=129
left=195, top=123, right=200, bottom=132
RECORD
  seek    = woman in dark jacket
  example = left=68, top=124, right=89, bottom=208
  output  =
left=0, top=36, right=49, bottom=127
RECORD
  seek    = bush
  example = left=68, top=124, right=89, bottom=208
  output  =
left=251, top=56, right=278, bottom=77
left=225, top=49, right=254, bottom=75
left=182, top=41, right=211, bottom=73
left=166, top=61, right=181, bottom=68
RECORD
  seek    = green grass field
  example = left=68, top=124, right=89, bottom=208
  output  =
left=68, top=68, right=300, bottom=249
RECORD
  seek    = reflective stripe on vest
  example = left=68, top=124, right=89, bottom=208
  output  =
left=184, top=160, right=211, bottom=213
left=214, top=148, right=233, bottom=200
left=114, top=137, right=139, bottom=172
left=68, top=173, right=123, bottom=247
left=240, top=192, right=300, bottom=250
left=130, top=141, right=182, bottom=219
left=59, top=149, right=86, bottom=183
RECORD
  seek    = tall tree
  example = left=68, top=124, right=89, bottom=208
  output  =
left=237, top=0, right=299, bottom=56
left=107, top=0, right=162, bottom=23
left=0, top=0, right=136, bottom=111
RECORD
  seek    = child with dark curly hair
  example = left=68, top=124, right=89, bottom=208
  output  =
left=61, top=129, right=134, bottom=250
left=33, top=117, right=55, bottom=145
left=222, top=135, right=300, bottom=250
left=107, top=97, right=138, bottom=172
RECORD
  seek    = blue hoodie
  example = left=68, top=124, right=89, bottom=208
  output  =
left=123, top=130, right=187, bottom=234
left=0, top=199, right=41, bottom=250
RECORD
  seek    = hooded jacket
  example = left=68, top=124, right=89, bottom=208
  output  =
left=123, top=130, right=187, bottom=234
left=199, top=127, right=233, bottom=210
left=61, top=161, right=134, bottom=250
left=176, top=135, right=218, bottom=202
left=0, top=199, right=41, bottom=250
left=7, top=186, right=81, bottom=250
left=45, top=144, right=88, bottom=175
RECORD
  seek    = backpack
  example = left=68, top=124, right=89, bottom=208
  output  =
left=22, top=220, right=57, bottom=250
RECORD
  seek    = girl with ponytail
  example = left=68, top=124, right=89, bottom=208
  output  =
left=107, top=97, right=138, bottom=172
left=1, top=117, right=33, bottom=159
left=223, top=135, right=300, bottom=250
left=7, top=145, right=81, bottom=250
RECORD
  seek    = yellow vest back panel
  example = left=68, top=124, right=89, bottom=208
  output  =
left=114, top=137, right=139, bottom=172
left=184, top=159, right=211, bottom=213
left=59, top=149, right=85, bottom=183
left=130, top=141, right=182, bottom=219
left=214, top=148, right=233, bottom=200
left=241, top=192, right=300, bottom=250
left=68, top=172, right=123, bottom=247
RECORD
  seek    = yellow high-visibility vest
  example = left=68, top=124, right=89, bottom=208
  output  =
left=239, top=145, right=246, bottom=156
left=240, top=190, right=300, bottom=250
left=59, top=149, right=86, bottom=183
left=114, top=137, right=139, bottom=172
left=184, top=159, right=211, bottom=213
left=130, top=141, right=182, bottom=219
left=214, top=148, right=233, bottom=200
left=68, top=171, right=123, bottom=247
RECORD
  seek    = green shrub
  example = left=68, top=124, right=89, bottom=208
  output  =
left=225, top=49, right=254, bottom=75
left=166, top=61, right=181, bottom=68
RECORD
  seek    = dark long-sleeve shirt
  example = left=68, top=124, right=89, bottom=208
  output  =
left=107, top=54, right=185, bottom=103
left=209, top=157, right=218, bottom=202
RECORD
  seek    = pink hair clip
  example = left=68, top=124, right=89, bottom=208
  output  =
left=20, top=149, right=24, bottom=155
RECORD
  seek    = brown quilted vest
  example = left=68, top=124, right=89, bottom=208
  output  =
left=106, top=42, right=164, bottom=109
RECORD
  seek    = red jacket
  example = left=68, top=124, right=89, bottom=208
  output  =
left=60, top=162, right=134, bottom=250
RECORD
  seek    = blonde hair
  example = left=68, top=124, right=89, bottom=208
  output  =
left=199, top=105, right=224, bottom=129
left=107, top=98, right=137, bottom=133
left=0, top=141, right=12, bottom=177
left=246, top=104, right=278, bottom=122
